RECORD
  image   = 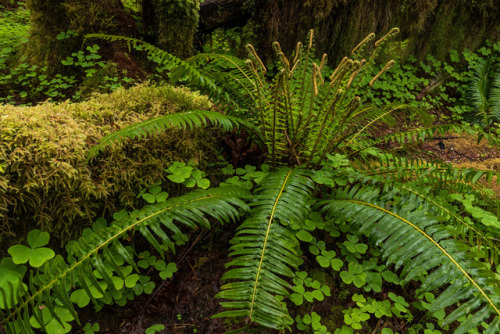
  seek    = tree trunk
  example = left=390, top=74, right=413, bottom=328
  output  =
left=152, top=0, right=199, bottom=58
left=199, top=0, right=251, bottom=32
left=199, top=0, right=500, bottom=64
left=24, top=0, right=137, bottom=72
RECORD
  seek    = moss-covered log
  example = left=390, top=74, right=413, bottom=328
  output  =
left=0, top=83, right=216, bottom=252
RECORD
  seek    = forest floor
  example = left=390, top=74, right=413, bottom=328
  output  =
left=2, top=123, right=499, bottom=334
left=414, top=132, right=500, bottom=193
left=77, top=227, right=242, bottom=334
left=73, top=133, right=500, bottom=334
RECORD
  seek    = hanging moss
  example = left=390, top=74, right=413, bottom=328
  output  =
left=252, top=0, right=499, bottom=64
left=153, top=0, right=200, bottom=58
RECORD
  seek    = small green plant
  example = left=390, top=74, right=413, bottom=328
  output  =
left=145, top=324, right=165, bottom=334
left=290, top=271, right=331, bottom=306
left=82, top=322, right=100, bottom=334
left=466, top=56, right=500, bottom=126
left=61, top=44, right=106, bottom=77
left=138, top=183, right=170, bottom=204
left=165, top=161, right=210, bottom=189
left=296, top=312, right=330, bottom=334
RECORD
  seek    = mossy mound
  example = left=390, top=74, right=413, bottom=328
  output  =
left=0, top=83, right=215, bottom=251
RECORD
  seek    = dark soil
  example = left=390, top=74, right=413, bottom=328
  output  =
left=76, top=227, right=236, bottom=334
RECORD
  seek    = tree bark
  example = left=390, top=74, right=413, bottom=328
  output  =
left=199, top=0, right=252, bottom=32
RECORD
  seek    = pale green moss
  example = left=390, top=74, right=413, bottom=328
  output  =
left=0, top=83, right=213, bottom=249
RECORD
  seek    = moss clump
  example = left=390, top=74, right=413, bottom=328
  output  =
left=0, top=83, right=214, bottom=251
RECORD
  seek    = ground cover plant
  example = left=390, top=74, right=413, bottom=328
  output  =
left=0, top=83, right=215, bottom=251
left=1, top=27, right=500, bottom=334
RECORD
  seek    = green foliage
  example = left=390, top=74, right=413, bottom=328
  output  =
left=82, top=322, right=100, bottom=334
left=1, top=30, right=500, bottom=334
left=145, top=324, right=165, bottom=334
left=466, top=56, right=500, bottom=125
left=0, top=3, right=29, bottom=69
left=7, top=230, right=55, bottom=268
left=290, top=271, right=331, bottom=306
left=214, top=168, right=313, bottom=330
left=87, top=109, right=263, bottom=160
left=0, top=186, right=248, bottom=334
left=361, top=40, right=500, bottom=126
left=0, top=83, right=214, bottom=247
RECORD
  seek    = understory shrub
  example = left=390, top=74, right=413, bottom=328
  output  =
left=0, top=83, right=215, bottom=251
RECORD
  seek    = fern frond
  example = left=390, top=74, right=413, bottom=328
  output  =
left=86, top=110, right=264, bottom=160
left=367, top=154, right=499, bottom=200
left=0, top=186, right=249, bottom=333
left=325, top=161, right=500, bottom=266
left=468, top=58, right=492, bottom=114
left=342, top=103, right=431, bottom=150
left=322, top=184, right=500, bottom=333
left=348, top=123, right=467, bottom=156
left=188, top=53, right=259, bottom=116
left=214, top=168, right=314, bottom=330
left=400, top=185, right=500, bottom=267
left=85, top=34, right=223, bottom=99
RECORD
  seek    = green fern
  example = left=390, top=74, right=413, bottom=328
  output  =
left=214, top=168, right=314, bottom=330
left=321, top=183, right=500, bottom=333
left=330, top=157, right=500, bottom=266
left=0, top=186, right=249, bottom=333
left=85, top=33, right=224, bottom=100
left=2, top=29, right=500, bottom=334
left=467, top=57, right=500, bottom=124
left=87, top=109, right=264, bottom=160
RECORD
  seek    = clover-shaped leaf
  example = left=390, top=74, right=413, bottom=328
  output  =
left=70, top=279, right=108, bottom=308
left=146, top=324, right=165, bottom=334
left=134, top=275, right=156, bottom=295
left=30, top=306, right=74, bottom=334
left=296, top=229, right=314, bottom=242
left=8, top=229, right=55, bottom=267
left=27, top=229, right=50, bottom=248
left=166, top=162, right=193, bottom=183
left=381, top=270, right=399, bottom=284
left=196, top=178, right=210, bottom=189
left=155, top=260, right=177, bottom=279
left=142, top=185, right=169, bottom=204
left=83, top=322, right=100, bottom=334
left=290, top=293, right=304, bottom=305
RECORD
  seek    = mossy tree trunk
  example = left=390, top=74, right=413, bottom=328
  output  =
left=198, top=0, right=499, bottom=64
left=24, top=0, right=199, bottom=73
left=149, top=0, right=200, bottom=58
left=24, top=0, right=138, bottom=73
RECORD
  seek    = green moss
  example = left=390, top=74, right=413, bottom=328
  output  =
left=253, top=0, right=499, bottom=64
left=0, top=83, right=214, bottom=251
left=153, top=0, right=199, bottom=58
left=23, top=0, right=136, bottom=73
left=328, top=305, right=345, bottom=330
